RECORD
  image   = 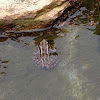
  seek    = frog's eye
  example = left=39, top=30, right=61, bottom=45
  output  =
left=46, top=41, right=48, bottom=45
left=40, top=41, right=42, bottom=45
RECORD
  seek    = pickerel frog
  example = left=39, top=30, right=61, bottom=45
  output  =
left=33, top=39, right=58, bottom=69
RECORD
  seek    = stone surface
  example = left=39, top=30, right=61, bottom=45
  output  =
left=0, top=0, right=70, bottom=30
left=0, top=0, right=69, bottom=19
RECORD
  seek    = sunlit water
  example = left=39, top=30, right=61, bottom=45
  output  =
left=0, top=0, right=100, bottom=100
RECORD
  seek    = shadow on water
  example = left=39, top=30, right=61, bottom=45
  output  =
left=0, top=0, right=100, bottom=100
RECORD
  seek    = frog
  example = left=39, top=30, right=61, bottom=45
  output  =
left=33, top=39, right=58, bottom=69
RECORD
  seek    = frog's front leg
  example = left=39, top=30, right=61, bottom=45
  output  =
left=46, top=42, right=49, bottom=57
left=39, top=44, right=43, bottom=58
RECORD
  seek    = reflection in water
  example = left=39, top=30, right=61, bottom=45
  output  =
left=69, top=0, right=100, bottom=25
left=0, top=28, right=65, bottom=69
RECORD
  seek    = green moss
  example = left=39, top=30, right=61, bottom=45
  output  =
left=94, top=23, right=100, bottom=35
left=34, top=28, right=62, bottom=46
left=75, top=35, right=79, bottom=39
left=2, top=60, right=9, bottom=63
left=60, top=28, right=68, bottom=33
left=0, top=17, right=53, bottom=30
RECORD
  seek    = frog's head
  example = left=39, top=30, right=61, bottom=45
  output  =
left=40, top=39, right=48, bottom=48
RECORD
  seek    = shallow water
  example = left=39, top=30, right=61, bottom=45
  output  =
left=0, top=0, right=100, bottom=100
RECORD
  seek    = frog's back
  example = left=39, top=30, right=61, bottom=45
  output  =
left=33, top=39, right=58, bottom=69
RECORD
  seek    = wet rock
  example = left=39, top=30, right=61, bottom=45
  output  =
left=0, top=0, right=70, bottom=30
left=0, top=0, right=82, bottom=31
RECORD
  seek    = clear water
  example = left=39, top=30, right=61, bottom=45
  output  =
left=0, top=0, right=100, bottom=100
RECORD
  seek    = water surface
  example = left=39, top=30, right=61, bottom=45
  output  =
left=0, top=0, right=100, bottom=100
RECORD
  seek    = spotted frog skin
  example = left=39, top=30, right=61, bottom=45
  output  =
left=33, top=39, right=58, bottom=69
